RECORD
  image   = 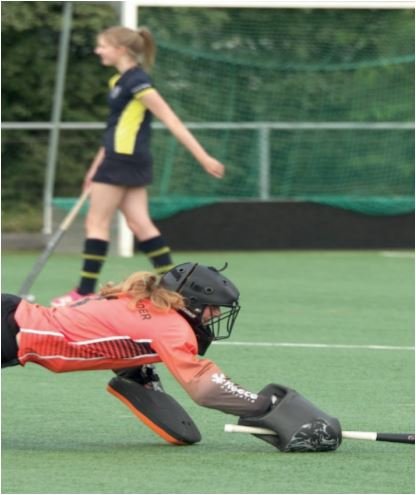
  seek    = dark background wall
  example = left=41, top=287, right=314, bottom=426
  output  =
left=150, top=202, right=414, bottom=250
left=2, top=201, right=413, bottom=253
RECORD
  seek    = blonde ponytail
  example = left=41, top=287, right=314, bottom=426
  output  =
left=137, top=27, right=156, bottom=70
left=99, top=271, right=184, bottom=312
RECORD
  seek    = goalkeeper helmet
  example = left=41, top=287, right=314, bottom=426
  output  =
left=160, top=262, right=241, bottom=354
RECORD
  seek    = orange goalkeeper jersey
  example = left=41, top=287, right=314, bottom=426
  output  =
left=14, top=296, right=269, bottom=416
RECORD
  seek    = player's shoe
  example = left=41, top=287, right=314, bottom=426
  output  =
left=113, top=365, right=165, bottom=392
left=51, top=289, right=93, bottom=308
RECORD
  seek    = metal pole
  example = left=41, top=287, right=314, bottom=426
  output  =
left=259, top=126, right=271, bottom=200
left=43, top=1, right=72, bottom=235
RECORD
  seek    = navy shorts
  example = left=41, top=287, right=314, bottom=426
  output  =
left=93, top=153, right=153, bottom=187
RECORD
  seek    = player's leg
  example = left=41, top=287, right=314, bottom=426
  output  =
left=1, top=294, right=22, bottom=368
left=120, top=187, right=174, bottom=275
left=78, top=183, right=126, bottom=294
left=52, top=184, right=126, bottom=306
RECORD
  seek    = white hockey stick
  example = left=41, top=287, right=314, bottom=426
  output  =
left=224, top=424, right=415, bottom=444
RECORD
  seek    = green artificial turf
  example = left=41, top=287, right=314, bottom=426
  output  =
left=1, top=250, right=414, bottom=493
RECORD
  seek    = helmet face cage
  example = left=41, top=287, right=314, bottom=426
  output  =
left=161, top=262, right=241, bottom=342
left=204, top=301, right=241, bottom=341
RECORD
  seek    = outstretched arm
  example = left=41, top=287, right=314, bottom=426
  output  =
left=153, top=338, right=271, bottom=417
left=140, top=90, right=225, bottom=179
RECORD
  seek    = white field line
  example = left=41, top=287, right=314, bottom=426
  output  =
left=213, top=341, right=414, bottom=351
left=380, top=251, right=415, bottom=258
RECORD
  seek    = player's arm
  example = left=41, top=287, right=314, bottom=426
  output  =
left=159, top=344, right=342, bottom=452
left=153, top=339, right=271, bottom=417
left=139, top=90, right=225, bottom=179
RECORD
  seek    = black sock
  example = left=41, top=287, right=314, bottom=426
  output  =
left=139, top=235, right=174, bottom=275
left=77, top=238, right=109, bottom=295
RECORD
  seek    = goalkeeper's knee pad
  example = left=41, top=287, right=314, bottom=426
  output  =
left=239, top=384, right=342, bottom=452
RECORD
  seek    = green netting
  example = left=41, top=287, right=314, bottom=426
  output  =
left=53, top=194, right=414, bottom=219
left=140, top=8, right=414, bottom=216
left=50, top=8, right=413, bottom=218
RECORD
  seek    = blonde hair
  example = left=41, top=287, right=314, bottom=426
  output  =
left=100, top=26, right=156, bottom=70
left=99, top=271, right=184, bottom=312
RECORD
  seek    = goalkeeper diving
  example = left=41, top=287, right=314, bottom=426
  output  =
left=2, top=262, right=341, bottom=452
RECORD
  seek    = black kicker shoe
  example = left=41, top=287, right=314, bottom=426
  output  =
left=113, top=365, right=164, bottom=392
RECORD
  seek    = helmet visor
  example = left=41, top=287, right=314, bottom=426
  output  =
left=204, top=301, right=241, bottom=340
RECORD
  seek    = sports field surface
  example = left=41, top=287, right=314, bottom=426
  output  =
left=1, top=250, right=414, bottom=494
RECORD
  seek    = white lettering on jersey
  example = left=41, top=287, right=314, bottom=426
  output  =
left=211, top=373, right=258, bottom=403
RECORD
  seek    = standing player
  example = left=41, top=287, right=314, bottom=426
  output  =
left=2, top=262, right=342, bottom=451
left=52, top=26, right=225, bottom=307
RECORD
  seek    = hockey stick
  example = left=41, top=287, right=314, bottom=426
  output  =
left=18, top=188, right=91, bottom=299
left=224, top=424, right=415, bottom=444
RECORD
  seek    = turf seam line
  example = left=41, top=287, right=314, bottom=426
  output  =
left=214, top=341, right=414, bottom=351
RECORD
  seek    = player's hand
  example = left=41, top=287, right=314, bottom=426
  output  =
left=200, top=156, right=225, bottom=179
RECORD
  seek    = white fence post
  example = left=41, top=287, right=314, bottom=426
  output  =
left=117, top=212, right=134, bottom=257
left=116, top=0, right=139, bottom=257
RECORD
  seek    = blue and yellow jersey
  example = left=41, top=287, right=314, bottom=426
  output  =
left=103, top=67, right=156, bottom=159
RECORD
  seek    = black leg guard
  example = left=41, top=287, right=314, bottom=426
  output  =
left=239, top=384, right=342, bottom=452
left=107, top=376, right=201, bottom=445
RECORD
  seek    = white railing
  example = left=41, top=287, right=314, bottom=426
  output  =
left=3, top=120, right=414, bottom=201
left=132, top=1, right=415, bottom=9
